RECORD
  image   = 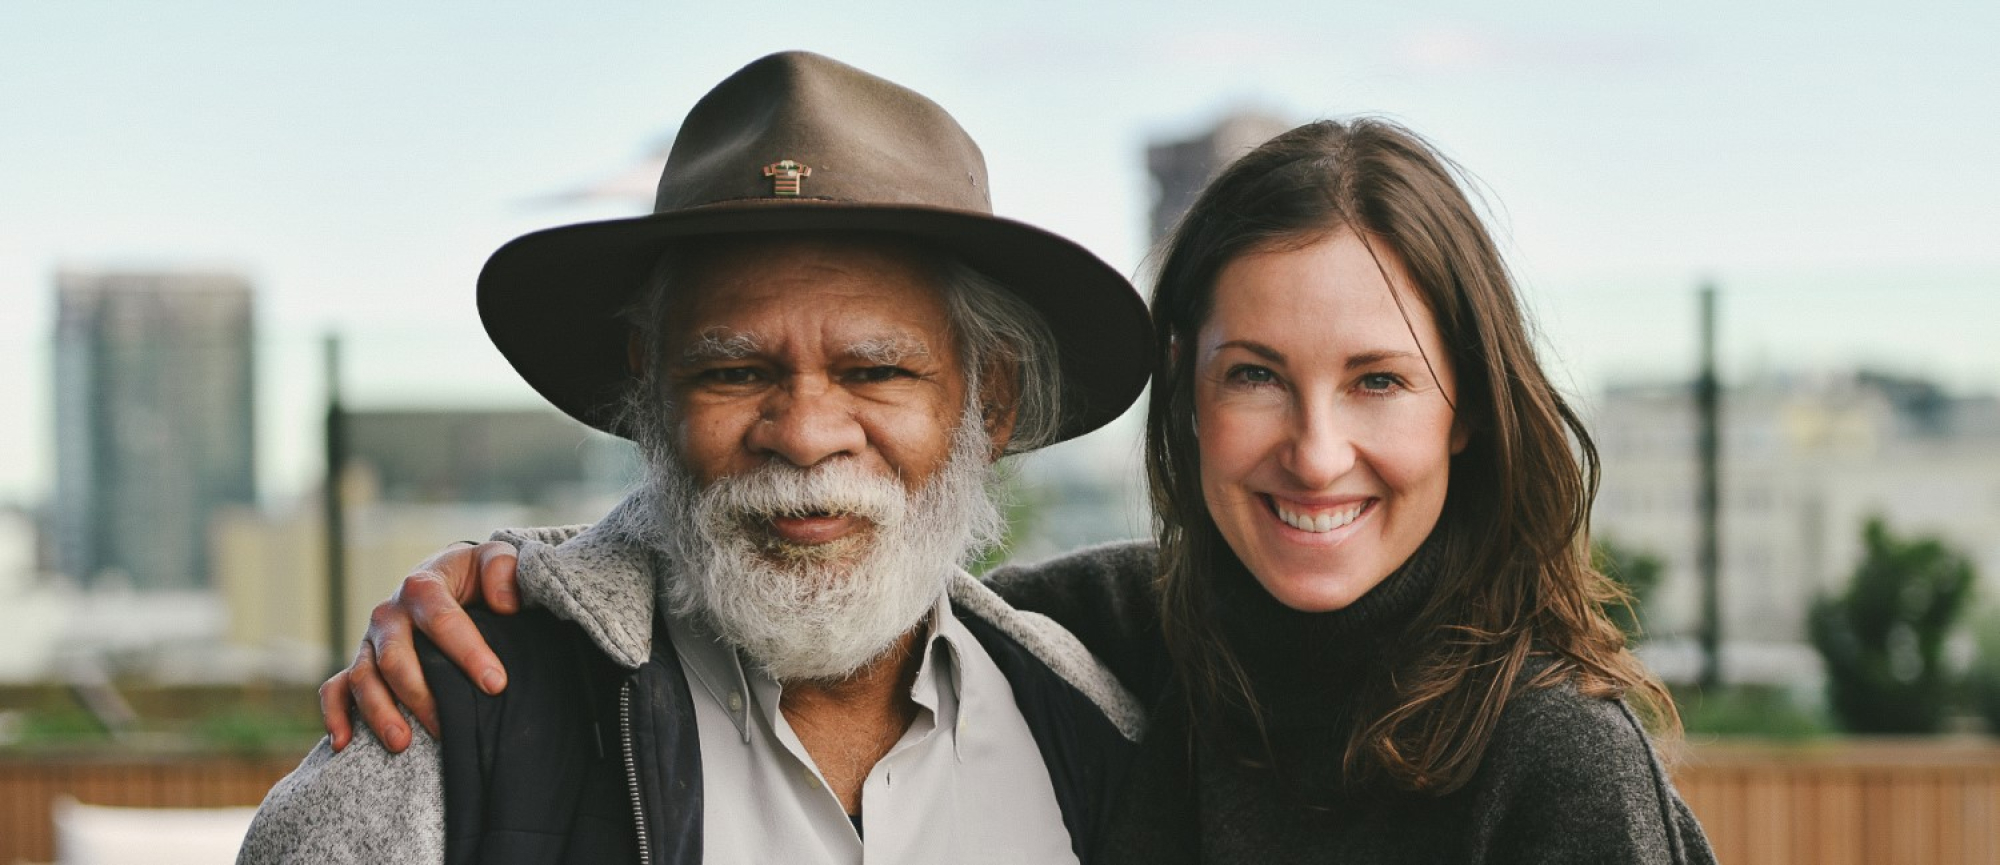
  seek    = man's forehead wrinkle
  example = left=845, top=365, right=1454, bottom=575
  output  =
left=678, top=328, right=761, bottom=365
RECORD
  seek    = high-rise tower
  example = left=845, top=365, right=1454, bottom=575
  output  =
left=1145, top=110, right=1292, bottom=245
left=52, top=270, right=255, bottom=590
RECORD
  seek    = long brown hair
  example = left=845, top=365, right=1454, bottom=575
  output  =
left=1146, top=118, right=1675, bottom=795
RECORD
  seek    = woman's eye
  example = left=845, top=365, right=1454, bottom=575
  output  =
left=1357, top=372, right=1402, bottom=393
left=1225, top=364, right=1278, bottom=387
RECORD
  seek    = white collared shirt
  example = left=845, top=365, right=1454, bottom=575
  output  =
left=664, top=584, right=1080, bottom=864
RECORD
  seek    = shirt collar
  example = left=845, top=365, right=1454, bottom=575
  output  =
left=663, top=585, right=969, bottom=747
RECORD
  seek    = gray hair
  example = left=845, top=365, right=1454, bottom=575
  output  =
left=619, top=243, right=1067, bottom=454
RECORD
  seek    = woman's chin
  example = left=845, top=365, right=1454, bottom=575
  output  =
left=1252, top=570, right=1376, bottom=613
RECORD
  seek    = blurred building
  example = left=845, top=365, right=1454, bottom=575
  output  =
left=0, top=506, right=66, bottom=680
left=344, top=408, right=637, bottom=511
left=1592, top=370, right=2000, bottom=681
left=1145, top=110, right=1292, bottom=244
left=0, top=503, right=230, bottom=683
left=213, top=494, right=540, bottom=680
left=51, top=270, right=255, bottom=592
left=216, top=408, right=638, bottom=676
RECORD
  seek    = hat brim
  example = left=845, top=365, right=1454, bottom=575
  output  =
left=478, top=200, right=1153, bottom=447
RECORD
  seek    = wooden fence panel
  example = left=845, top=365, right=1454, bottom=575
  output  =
left=0, top=754, right=300, bottom=864
left=1676, top=741, right=2000, bottom=865
left=1820, top=769, right=1866, bottom=865
left=5, top=741, right=2000, bottom=864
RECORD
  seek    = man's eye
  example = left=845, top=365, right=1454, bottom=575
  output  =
left=851, top=366, right=911, bottom=384
left=703, top=367, right=760, bottom=385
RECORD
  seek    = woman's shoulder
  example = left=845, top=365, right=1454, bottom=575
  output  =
left=1485, top=659, right=1665, bottom=788
left=989, top=539, right=1161, bottom=583
left=983, top=539, right=1162, bottom=618
left=981, top=539, right=1169, bottom=700
left=1500, top=661, right=1652, bottom=748
left=1466, top=660, right=1715, bottom=863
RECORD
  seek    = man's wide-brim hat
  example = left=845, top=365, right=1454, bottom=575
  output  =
left=479, top=50, right=1151, bottom=446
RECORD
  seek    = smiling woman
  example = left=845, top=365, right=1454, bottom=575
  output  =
left=1087, top=116, right=1716, bottom=862
left=1195, top=230, right=1467, bottom=613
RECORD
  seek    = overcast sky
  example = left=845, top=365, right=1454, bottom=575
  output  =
left=2, top=1, right=1995, bottom=503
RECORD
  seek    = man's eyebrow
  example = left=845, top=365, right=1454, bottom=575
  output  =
left=846, top=335, right=931, bottom=365
left=677, top=329, right=761, bottom=365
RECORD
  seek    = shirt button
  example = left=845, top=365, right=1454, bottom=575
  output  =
left=805, top=772, right=823, bottom=790
left=726, top=691, right=743, bottom=713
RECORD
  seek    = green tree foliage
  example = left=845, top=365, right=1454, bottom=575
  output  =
left=1593, top=536, right=1664, bottom=639
left=1808, top=518, right=1975, bottom=733
left=1965, top=610, right=2000, bottom=733
left=968, top=473, right=1034, bottom=575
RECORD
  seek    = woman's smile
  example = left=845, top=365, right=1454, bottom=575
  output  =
left=1266, top=495, right=1374, bottom=537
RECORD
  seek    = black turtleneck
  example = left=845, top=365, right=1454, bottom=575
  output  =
left=1200, top=534, right=1443, bottom=808
left=1213, top=532, right=1442, bottom=725
left=985, top=538, right=1715, bottom=865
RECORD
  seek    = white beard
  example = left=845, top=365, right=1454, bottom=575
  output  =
left=628, top=405, right=1004, bottom=683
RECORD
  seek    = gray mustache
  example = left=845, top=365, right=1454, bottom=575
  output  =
left=698, top=460, right=910, bottom=528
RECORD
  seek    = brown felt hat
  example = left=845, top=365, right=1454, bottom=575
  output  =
left=478, top=50, right=1151, bottom=447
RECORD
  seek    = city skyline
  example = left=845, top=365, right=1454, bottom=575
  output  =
left=3, top=2, right=1996, bottom=504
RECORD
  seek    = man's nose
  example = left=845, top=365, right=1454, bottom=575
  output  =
left=745, top=378, right=867, bottom=468
left=1281, top=402, right=1359, bottom=488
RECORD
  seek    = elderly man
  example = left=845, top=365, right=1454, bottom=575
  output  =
left=239, top=51, right=1151, bottom=864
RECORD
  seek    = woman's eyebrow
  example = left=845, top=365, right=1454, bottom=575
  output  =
left=1212, top=340, right=1416, bottom=370
left=1212, top=339, right=1285, bottom=363
left=1344, top=349, right=1417, bottom=370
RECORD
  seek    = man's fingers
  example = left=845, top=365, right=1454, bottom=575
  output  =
left=318, top=671, right=355, bottom=751
left=368, top=603, right=441, bottom=735
left=400, top=573, right=508, bottom=696
left=473, top=541, right=522, bottom=614
left=419, top=542, right=485, bottom=604
left=314, top=540, right=522, bottom=748
left=346, top=641, right=412, bottom=753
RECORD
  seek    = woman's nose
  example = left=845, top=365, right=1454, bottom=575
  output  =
left=1281, top=404, right=1358, bottom=488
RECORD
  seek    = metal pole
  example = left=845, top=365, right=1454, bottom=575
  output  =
left=323, top=334, right=349, bottom=678
left=1696, top=282, right=1723, bottom=690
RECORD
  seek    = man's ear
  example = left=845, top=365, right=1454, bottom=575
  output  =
left=979, top=359, right=1021, bottom=459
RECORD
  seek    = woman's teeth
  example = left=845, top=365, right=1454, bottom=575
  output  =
left=1274, top=500, right=1365, bottom=533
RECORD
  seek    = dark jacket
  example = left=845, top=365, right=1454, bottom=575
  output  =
left=422, top=605, right=1142, bottom=865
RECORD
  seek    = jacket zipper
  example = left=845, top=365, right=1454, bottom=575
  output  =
left=620, top=680, right=653, bottom=865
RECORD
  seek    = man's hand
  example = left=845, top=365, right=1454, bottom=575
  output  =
left=321, top=540, right=522, bottom=753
